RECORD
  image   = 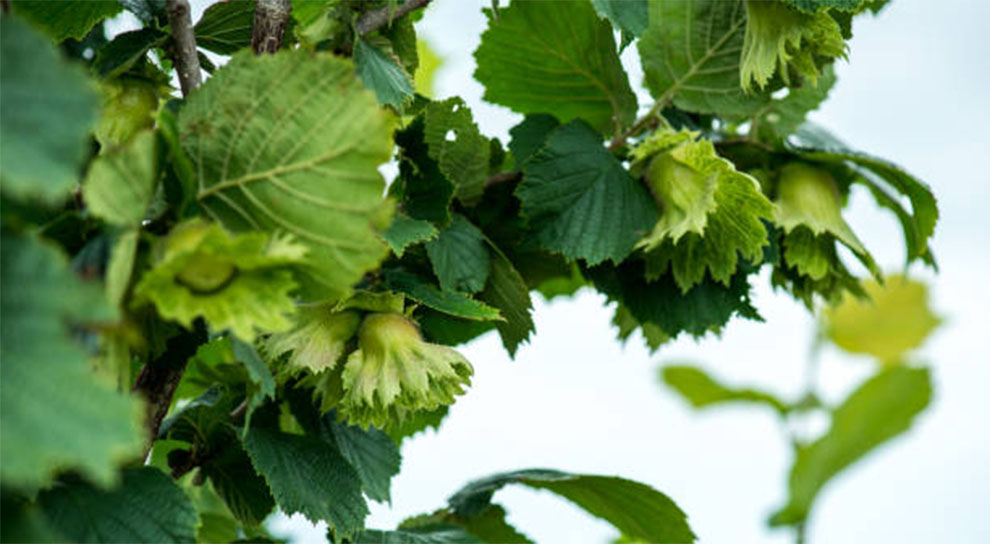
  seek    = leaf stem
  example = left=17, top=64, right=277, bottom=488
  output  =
left=608, top=98, right=670, bottom=152
left=356, top=0, right=432, bottom=36
left=251, top=0, right=292, bottom=55
left=165, top=0, right=202, bottom=97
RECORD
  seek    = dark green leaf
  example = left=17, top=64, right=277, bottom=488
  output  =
left=200, top=439, right=276, bottom=525
left=395, top=117, right=455, bottom=225
left=384, top=406, right=450, bottom=444
left=508, top=114, right=559, bottom=167
left=194, top=0, right=256, bottom=55
left=783, top=0, right=870, bottom=12
left=384, top=213, right=438, bottom=257
left=661, top=365, right=789, bottom=414
left=478, top=243, right=534, bottom=357
left=639, top=0, right=770, bottom=116
left=94, top=27, right=167, bottom=78
left=448, top=469, right=696, bottom=543
left=424, top=98, right=491, bottom=203
left=385, top=269, right=501, bottom=321
left=449, top=504, right=533, bottom=544
left=426, top=215, right=491, bottom=294
left=0, top=17, right=99, bottom=206
left=243, top=427, right=368, bottom=537
left=355, top=37, right=415, bottom=110
left=356, top=526, right=482, bottom=544
left=516, top=120, right=657, bottom=264
left=474, top=0, right=638, bottom=133
left=120, top=0, right=166, bottom=24
left=750, top=65, right=836, bottom=141
left=591, top=0, right=648, bottom=46
left=417, top=310, right=496, bottom=347
left=328, top=420, right=402, bottom=504
left=770, top=366, right=932, bottom=526
left=11, top=0, right=122, bottom=42
left=38, top=468, right=198, bottom=543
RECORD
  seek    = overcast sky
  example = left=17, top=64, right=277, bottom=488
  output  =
left=162, top=1, right=990, bottom=542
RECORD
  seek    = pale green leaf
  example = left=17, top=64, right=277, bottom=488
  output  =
left=448, top=469, right=696, bottom=543
left=106, top=229, right=140, bottom=308
left=95, top=78, right=160, bottom=149
left=824, top=276, right=940, bottom=363
left=355, top=37, right=415, bottom=110
left=265, top=306, right=360, bottom=373
left=424, top=98, right=490, bottom=203
left=426, top=215, right=491, bottom=294
left=38, top=467, right=197, bottom=543
left=11, top=0, right=122, bottom=42
left=770, top=366, right=932, bottom=526
left=740, top=0, right=846, bottom=92
left=638, top=0, right=770, bottom=116
left=356, top=526, right=481, bottom=544
left=385, top=270, right=501, bottom=321
left=243, top=427, right=368, bottom=536
left=474, top=0, right=638, bottom=133
left=384, top=213, right=438, bottom=257
left=783, top=0, right=871, bottom=13
left=634, top=130, right=773, bottom=291
left=749, top=64, right=836, bottom=141
left=82, top=130, right=159, bottom=227
left=661, top=365, right=789, bottom=414
left=516, top=120, right=658, bottom=265
left=133, top=219, right=306, bottom=342
left=1, top=234, right=144, bottom=491
left=0, top=17, right=98, bottom=205
left=179, top=49, right=393, bottom=302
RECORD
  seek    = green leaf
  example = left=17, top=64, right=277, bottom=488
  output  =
left=95, top=77, right=161, bottom=149
left=395, top=117, right=456, bottom=225
left=82, top=130, right=159, bottom=227
left=179, top=49, right=393, bottom=302
left=633, top=129, right=774, bottom=292
left=782, top=0, right=871, bottom=13
left=121, top=0, right=166, bottom=24
left=194, top=0, right=256, bottom=55
left=231, top=337, right=277, bottom=432
left=591, top=0, right=648, bottom=39
left=1, top=491, right=63, bottom=543
left=11, top=0, right=122, bottom=42
left=769, top=366, right=932, bottom=526
left=0, top=17, right=99, bottom=205
left=384, top=213, right=438, bottom=257
left=749, top=64, right=836, bottom=141
left=426, top=215, right=491, bottom=294
left=587, top=259, right=761, bottom=340
left=424, top=98, right=491, bottom=203
left=385, top=269, right=502, bottom=321
left=106, top=229, right=140, bottom=308
left=243, top=427, right=368, bottom=536
left=478, top=243, right=535, bottom=357
left=740, top=0, right=846, bottom=92
left=516, top=120, right=658, bottom=265
left=661, top=365, right=789, bottom=414
left=448, top=504, right=532, bottom=544
left=824, top=275, right=940, bottom=363
left=417, top=310, right=496, bottom=347
left=474, top=0, right=638, bottom=133
left=0, top=233, right=143, bottom=491
left=448, top=469, right=696, bottom=544
left=638, top=0, right=770, bottom=116
left=38, top=468, right=198, bottom=543
left=199, top=438, right=276, bottom=525
left=133, top=219, right=306, bottom=342
left=384, top=405, right=449, bottom=444
left=508, top=114, right=560, bottom=167
left=94, top=28, right=167, bottom=78
left=328, top=420, right=402, bottom=504
left=340, top=313, right=473, bottom=429
left=356, top=526, right=482, bottom=544
left=355, top=37, right=415, bottom=110
left=788, top=125, right=938, bottom=265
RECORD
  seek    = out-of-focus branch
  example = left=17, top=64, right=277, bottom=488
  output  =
left=251, top=0, right=292, bottom=55
left=165, top=0, right=202, bottom=97
left=356, top=0, right=432, bottom=36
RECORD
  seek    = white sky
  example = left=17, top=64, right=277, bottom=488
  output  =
left=166, top=1, right=990, bottom=542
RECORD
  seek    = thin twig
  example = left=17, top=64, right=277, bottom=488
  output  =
left=251, top=0, right=292, bottom=55
left=484, top=170, right=522, bottom=188
left=356, top=0, right=432, bottom=36
left=165, top=0, right=202, bottom=97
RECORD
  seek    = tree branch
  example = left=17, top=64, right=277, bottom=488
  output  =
left=356, top=0, right=432, bottom=36
left=165, top=0, right=202, bottom=97
left=251, top=0, right=292, bottom=55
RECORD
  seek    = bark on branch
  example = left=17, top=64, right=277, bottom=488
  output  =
left=166, top=0, right=202, bottom=97
left=356, top=0, right=432, bottom=36
left=252, top=0, right=292, bottom=55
